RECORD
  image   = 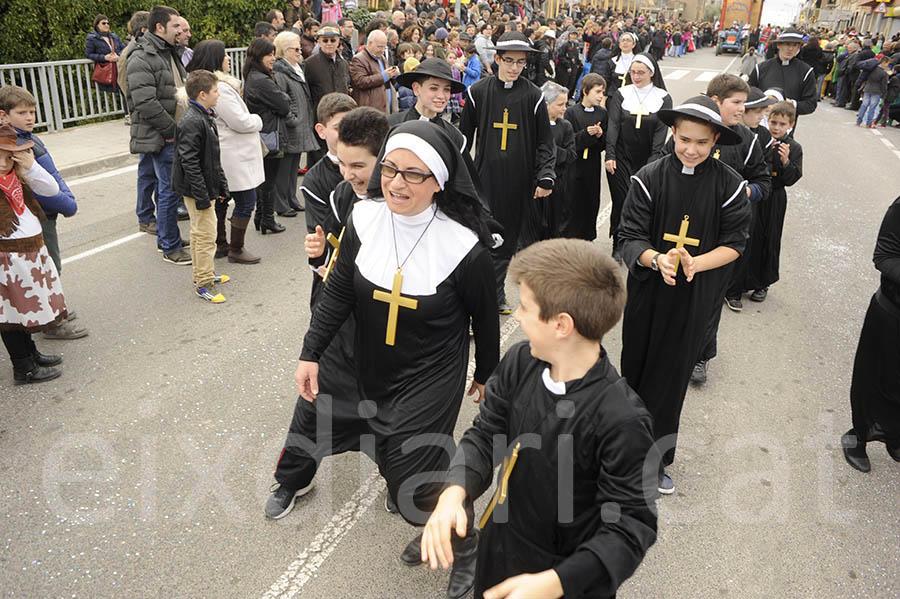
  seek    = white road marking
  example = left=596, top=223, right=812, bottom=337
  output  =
left=61, top=232, right=144, bottom=266
left=67, top=163, right=138, bottom=187
left=261, top=202, right=613, bottom=599
left=871, top=129, right=883, bottom=136
left=696, top=71, right=717, bottom=82
left=665, top=70, right=690, bottom=81
left=722, top=55, right=739, bottom=73
left=880, top=137, right=893, bottom=149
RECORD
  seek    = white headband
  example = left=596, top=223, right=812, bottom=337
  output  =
left=675, top=103, right=723, bottom=124
left=764, top=88, right=785, bottom=101
left=632, top=54, right=655, bottom=74
left=384, top=133, right=449, bottom=190
left=496, top=40, right=528, bottom=48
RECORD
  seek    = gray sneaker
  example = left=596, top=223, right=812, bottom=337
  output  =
left=42, top=320, right=89, bottom=340
left=658, top=471, right=675, bottom=495
left=264, top=482, right=315, bottom=519
left=163, top=249, right=192, bottom=265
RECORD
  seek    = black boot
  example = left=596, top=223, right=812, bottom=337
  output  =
left=215, top=209, right=229, bottom=258
left=447, top=530, right=478, bottom=599
left=842, top=429, right=871, bottom=473
left=399, top=532, right=422, bottom=566
left=259, top=190, right=286, bottom=235
left=12, top=356, right=62, bottom=385
left=30, top=339, right=62, bottom=367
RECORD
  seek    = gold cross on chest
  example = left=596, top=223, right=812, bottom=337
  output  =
left=322, top=227, right=345, bottom=284
left=630, top=104, right=651, bottom=129
left=713, top=148, right=721, bottom=160
left=618, top=71, right=628, bottom=87
left=372, top=270, right=418, bottom=346
left=493, top=107, right=518, bottom=151
left=478, top=442, right=521, bottom=529
left=662, top=215, right=701, bottom=275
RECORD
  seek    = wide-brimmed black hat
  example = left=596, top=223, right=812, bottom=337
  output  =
left=396, top=58, right=466, bottom=94
left=488, top=31, right=538, bottom=53
left=744, top=87, right=777, bottom=109
left=773, top=28, right=805, bottom=44
left=657, top=95, right=743, bottom=145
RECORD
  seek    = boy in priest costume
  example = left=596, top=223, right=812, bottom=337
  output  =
left=618, top=96, right=751, bottom=495
left=422, top=238, right=658, bottom=599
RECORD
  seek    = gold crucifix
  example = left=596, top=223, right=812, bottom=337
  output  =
left=322, top=227, right=345, bottom=284
left=662, top=215, right=701, bottom=275
left=630, top=104, right=651, bottom=129
left=713, top=148, right=721, bottom=160
left=478, top=443, right=521, bottom=529
left=618, top=71, right=628, bottom=87
left=583, top=147, right=589, bottom=159
left=372, top=270, right=418, bottom=346
left=493, top=108, right=518, bottom=151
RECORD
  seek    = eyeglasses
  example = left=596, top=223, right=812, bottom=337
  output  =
left=500, top=57, right=528, bottom=67
left=319, top=38, right=339, bottom=43
left=288, top=47, right=302, bottom=52
left=100, top=21, right=109, bottom=25
left=380, top=162, right=433, bottom=184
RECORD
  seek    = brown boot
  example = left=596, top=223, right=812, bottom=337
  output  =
left=215, top=209, right=229, bottom=258
left=228, top=217, right=261, bottom=264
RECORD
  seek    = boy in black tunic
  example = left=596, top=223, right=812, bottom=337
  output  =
left=564, top=73, right=608, bottom=241
left=618, top=96, right=751, bottom=495
left=422, top=238, right=657, bottom=599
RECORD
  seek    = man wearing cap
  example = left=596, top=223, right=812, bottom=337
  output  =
left=460, top=31, right=556, bottom=314
left=748, top=27, right=817, bottom=127
left=349, top=29, right=400, bottom=113
left=304, top=23, right=350, bottom=114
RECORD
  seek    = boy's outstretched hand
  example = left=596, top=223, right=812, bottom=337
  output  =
left=305, top=225, right=326, bottom=260
left=421, top=485, right=468, bottom=570
left=483, top=570, right=564, bottom=599
left=658, top=248, right=695, bottom=285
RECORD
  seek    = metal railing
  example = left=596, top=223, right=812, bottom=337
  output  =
left=0, top=47, right=247, bottom=132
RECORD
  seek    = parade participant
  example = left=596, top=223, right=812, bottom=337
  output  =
left=748, top=28, right=817, bottom=130
left=606, top=31, right=637, bottom=96
left=618, top=96, right=751, bottom=494
left=294, top=120, right=500, bottom=599
left=459, top=31, right=556, bottom=315
left=421, top=239, right=657, bottom=599
left=389, top=58, right=466, bottom=146
left=604, top=52, right=671, bottom=261
left=0, top=125, right=66, bottom=384
left=564, top=73, right=607, bottom=241
left=266, top=107, right=388, bottom=520
left=842, top=195, right=900, bottom=473
left=745, top=101, right=802, bottom=303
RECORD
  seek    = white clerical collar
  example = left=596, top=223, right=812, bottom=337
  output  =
left=499, top=78, right=515, bottom=89
left=419, top=115, right=430, bottom=121
left=542, top=368, right=566, bottom=395
left=681, top=165, right=695, bottom=175
left=583, top=106, right=595, bottom=112
left=550, top=119, right=557, bottom=126
left=355, top=192, right=367, bottom=200
left=781, top=59, right=790, bottom=66
left=393, top=203, right=437, bottom=226
left=327, top=152, right=339, bottom=164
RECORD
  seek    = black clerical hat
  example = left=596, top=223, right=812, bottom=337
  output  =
left=657, top=95, right=743, bottom=145
left=396, top=58, right=466, bottom=94
left=773, top=28, right=805, bottom=44
left=744, top=87, right=777, bottom=109
left=488, top=31, right=539, bottom=53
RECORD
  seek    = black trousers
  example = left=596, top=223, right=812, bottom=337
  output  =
left=1, top=330, right=32, bottom=360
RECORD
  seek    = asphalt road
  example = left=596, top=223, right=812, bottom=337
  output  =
left=2, top=48, right=899, bottom=599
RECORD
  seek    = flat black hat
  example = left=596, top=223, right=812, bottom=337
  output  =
left=744, top=87, right=777, bottom=109
left=488, top=31, right=539, bottom=53
left=657, top=95, right=743, bottom=145
left=396, top=58, right=466, bottom=94
left=773, top=28, right=805, bottom=44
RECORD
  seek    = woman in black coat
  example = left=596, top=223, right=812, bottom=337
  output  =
left=243, top=38, right=292, bottom=234
left=85, top=14, right=126, bottom=95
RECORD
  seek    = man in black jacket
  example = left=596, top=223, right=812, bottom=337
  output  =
left=126, top=5, right=190, bottom=264
left=304, top=24, right=351, bottom=166
left=748, top=28, right=817, bottom=129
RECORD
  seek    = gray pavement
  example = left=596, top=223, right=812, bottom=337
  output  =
left=2, top=48, right=899, bottom=599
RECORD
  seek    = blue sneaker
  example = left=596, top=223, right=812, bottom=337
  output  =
left=196, top=283, right=226, bottom=303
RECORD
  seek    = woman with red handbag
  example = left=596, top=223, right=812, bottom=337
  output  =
left=85, top=14, right=127, bottom=109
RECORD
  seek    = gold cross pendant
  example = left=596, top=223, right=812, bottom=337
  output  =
left=478, top=443, right=521, bottom=529
left=372, top=269, right=418, bottom=346
left=713, top=148, right=720, bottom=160
left=630, top=103, right=651, bottom=129
left=322, top=227, right=345, bottom=284
left=662, top=215, right=701, bottom=275
left=619, top=72, right=628, bottom=87
left=583, top=147, right=589, bottom=159
left=492, top=107, right=518, bottom=151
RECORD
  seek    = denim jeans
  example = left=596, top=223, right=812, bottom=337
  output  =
left=150, top=142, right=182, bottom=253
left=216, top=188, right=256, bottom=220
left=857, top=92, right=882, bottom=126
left=136, top=152, right=157, bottom=225
left=816, top=74, right=826, bottom=99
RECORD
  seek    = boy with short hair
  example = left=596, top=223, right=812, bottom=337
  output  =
left=171, top=69, right=230, bottom=303
left=422, top=238, right=657, bottom=599
left=619, top=96, right=751, bottom=494
left=747, top=101, right=802, bottom=302
left=564, top=73, right=607, bottom=240
left=0, top=85, right=88, bottom=340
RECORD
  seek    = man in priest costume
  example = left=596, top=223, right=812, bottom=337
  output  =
left=842, top=195, right=900, bottom=473
left=294, top=120, right=501, bottom=599
left=618, top=96, right=751, bottom=495
left=459, top=31, right=556, bottom=315
left=748, top=28, right=817, bottom=132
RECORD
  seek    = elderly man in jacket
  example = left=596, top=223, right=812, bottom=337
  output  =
left=125, top=5, right=190, bottom=264
left=349, top=30, right=399, bottom=113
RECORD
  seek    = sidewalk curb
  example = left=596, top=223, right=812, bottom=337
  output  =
left=59, top=153, right=137, bottom=180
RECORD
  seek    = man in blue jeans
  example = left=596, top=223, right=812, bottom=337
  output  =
left=136, top=153, right=157, bottom=234
left=125, top=4, right=191, bottom=264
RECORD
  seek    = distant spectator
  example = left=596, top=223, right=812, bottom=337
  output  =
left=85, top=14, right=126, bottom=101
left=303, top=23, right=350, bottom=114
left=176, top=17, right=193, bottom=67
left=402, top=24, right=424, bottom=44
left=338, top=17, right=356, bottom=62
left=254, top=21, right=277, bottom=41
left=300, top=18, right=320, bottom=58
left=285, top=0, right=311, bottom=33
left=267, top=9, right=286, bottom=31
left=349, top=29, right=399, bottom=113
left=321, top=0, right=342, bottom=25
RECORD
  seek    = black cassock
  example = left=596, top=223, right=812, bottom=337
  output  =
left=746, top=134, right=803, bottom=290
left=448, top=342, right=657, bottom=599
left=275, top=179, right=366, bottom=491
left=564, top=103, right=608, bottom=240
left=459, top=76, right=556, bottom=263
left=605, top=84, right=671, bottom=247
left=300, top=200, right=500, bottom=523
left=619, top=154, right=750, bottom=467
left=748, top=57, right=818, bottom=128
left=521, top=117, right=576, bottom=246
left=849, top=196, right=900, bottom=449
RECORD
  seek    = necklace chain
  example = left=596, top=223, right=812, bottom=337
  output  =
left=390, top=206, right=438, bottom=272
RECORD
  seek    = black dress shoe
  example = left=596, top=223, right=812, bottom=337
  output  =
left=842, top=430, right=871, bottom=473
left=400, top=532, right=422, bottom=566
left=288, top=198, right=305, bottom=212
left=447, top=531, right=478, bottom=599
left=886, top=444, right=900, bottom=462
left=276, top=209, right=298, bottom=218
